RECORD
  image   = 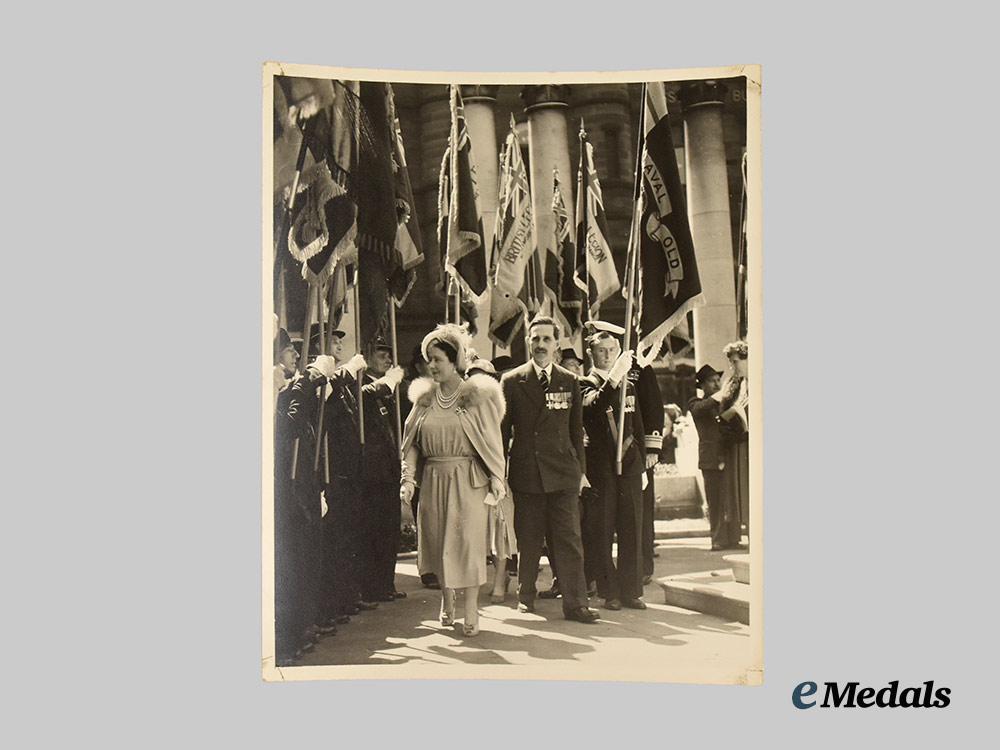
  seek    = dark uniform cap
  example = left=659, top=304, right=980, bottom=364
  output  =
left=307, top=323, right=347, bottom=353
left=491, top=355, right=515, bottom=373
left=559, top=348, right=582, bottom=363
left=371, top=336, right=393, bottom=353
left=694, top=364, right=724, bottom=384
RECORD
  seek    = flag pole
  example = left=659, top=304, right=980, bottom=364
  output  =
left=616, top=84, right=647, bottom=476
left=576, top=121, right=590, bottom=358
left=291, top=280, right=316, bottom=479
left=313, top=282, right=328, bottom=475
left=274, top=116, right=314, bottom=303
left=389, top=296, right=403, bottom=459
left=353, top=273, right=365, bottom=445
left=736, top=151, right=749, bottom=340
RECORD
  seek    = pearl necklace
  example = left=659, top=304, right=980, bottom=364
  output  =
left=436, top=383, right=461, bottom=409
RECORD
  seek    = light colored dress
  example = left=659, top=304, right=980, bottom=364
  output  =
left=415, top=399, right=490, bottom=588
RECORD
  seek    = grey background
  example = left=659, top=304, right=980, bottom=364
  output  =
left=4, top=1, right=994, bottom=745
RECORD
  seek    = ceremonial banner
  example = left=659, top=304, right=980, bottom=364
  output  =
left=387, top=83, right=424, bottom=305
left=573, top=132, right=620, bottom=314
left=488, top=120, right=535, bottom=347
left=631, top=82, right=704, bottom=356
left=442, top=84, right=488, bottom=303
left=546, top=167, right=582, bottom=339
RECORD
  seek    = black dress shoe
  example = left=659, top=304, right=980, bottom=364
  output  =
left=376, top=593, right=397, bottom=602
left=604, top=598, right=623, bottom=611
left=421, top=574, right=440, bottom=589
left=538, top=588, right=561, bottom=599
left=517, top=601, right=535, bottom=613
left=622, top=597, right=647, bottom=610
left=356, top=600, right=379, bottom=611
left=392, top=590, right=407, bottom=599
left=331, top=614, right=351, bottom=625
left=316, top=623, right=338, bottom=636
left=564, top=607, right=600, bottom=623
left=339, top=605, right=360, bottom=616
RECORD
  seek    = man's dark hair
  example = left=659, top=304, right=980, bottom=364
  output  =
left=527, top=315, right=562, bottom=341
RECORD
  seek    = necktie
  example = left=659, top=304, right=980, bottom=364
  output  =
left=539, top=369, right=549, bottom=391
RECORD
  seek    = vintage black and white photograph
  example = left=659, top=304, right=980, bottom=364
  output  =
left=263, top=63, right=762, bottom=682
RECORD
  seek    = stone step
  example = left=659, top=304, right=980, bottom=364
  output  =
left=654, top=518, right=710, bottom=539
left=723, top=553, right=750, bottom=584
left=657, top=569, right=750, bottom=625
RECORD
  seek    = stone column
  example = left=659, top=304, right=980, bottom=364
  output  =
left=681, top=81, right=738, bottom=371
left=460, top=85, right=500, bottom=357
left=521, top=85, right=574, bottom=341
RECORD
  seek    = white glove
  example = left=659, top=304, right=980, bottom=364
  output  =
left=607, top=350, right=634, bottom=387
left=310, top=355, right=338, bottom=380
left=380, top=365, right=405, bottom=390
left=489, top=475, right=507, bottom=502
left=344, top=353, right=367, bottom=378
left=400, top=482, right=415, bottom=505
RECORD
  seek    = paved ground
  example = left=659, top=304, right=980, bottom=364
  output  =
left=296, top=531, right=754, bottom=683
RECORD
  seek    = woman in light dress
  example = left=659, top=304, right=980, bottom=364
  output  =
left=399, top=325, right=508, bottom=636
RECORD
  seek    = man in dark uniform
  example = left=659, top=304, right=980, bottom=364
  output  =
left=688, top=364, right=743, bottom=551
left=580, top=321, right=648, bottom=610
left=274, top=353, right=338, bottom=664
left=358, top=337, right=406, bottom=602
left=313, top=326, right=372, bottom=620
left=633, top=359, right=665, bottom=585
left=501, top=316, right=599, bottom=623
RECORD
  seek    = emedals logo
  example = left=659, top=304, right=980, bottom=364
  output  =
left=792, top=681, right=951, bottom=709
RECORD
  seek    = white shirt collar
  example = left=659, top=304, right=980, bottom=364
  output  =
left=531, top=360, right=553, bottom=381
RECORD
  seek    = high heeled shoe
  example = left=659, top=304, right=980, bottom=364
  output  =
left=462, top=614, right=480, bottom=637
left=440, top=591, right=456, bottom=627
left=489, top=579, right=507, bottom=604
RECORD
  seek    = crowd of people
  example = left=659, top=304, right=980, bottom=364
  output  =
left=272, top=313, right=749, bottom=666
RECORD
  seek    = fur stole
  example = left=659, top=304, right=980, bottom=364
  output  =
left=407, top=374, right=506, bottom=418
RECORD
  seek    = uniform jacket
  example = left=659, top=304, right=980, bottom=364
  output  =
left=687, top=395, right=726, bottom=470
left=361, top=372, right=400, bottom=484
left=277, top=372, right=325, bottom=521
left=580, top=370, right=646, bottom=478
left=632, top=365, right=665, bottom=456
left=501, top=362, right=585, bottom=494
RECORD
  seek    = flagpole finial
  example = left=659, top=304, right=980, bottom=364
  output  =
left=509, top=113, right=517, bottom=131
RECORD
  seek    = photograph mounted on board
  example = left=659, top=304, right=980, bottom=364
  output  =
left=262, top=63, right=762, bottom=684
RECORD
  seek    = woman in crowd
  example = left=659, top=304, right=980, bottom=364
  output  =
left=466, top=356, right=517, bottom=604
left=399, top=325, right=508, bottom=636
left=720, top=340, right=750, bottom=544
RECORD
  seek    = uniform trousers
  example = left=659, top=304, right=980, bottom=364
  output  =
left=590, top=469, right=643, bottom=601
left=703, top=468, right=741, bottom=548
left=642, top=469, right=656, bottom=578
left=359, top=478, right=401, bottom=599
left=513, top=489, right=589, bottom=612
left=579, top=486, right=605, bottom=587
left=325, top=477, right=363, bottom=612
